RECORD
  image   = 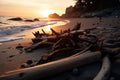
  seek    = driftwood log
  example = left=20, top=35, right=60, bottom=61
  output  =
left=0, top=51, right=101, bottom=80
left=25, top=29, right=96, bottom=52
left=94, top=55, right=111, bottom=80
left=25, top=40, right=47, bottom=52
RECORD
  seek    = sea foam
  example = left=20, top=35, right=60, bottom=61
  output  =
left=0, top=36, right=24, bottom=42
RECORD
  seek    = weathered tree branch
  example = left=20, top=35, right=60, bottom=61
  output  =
left=93, top=55, right=111, bottom=80
left=0, top=51, right=101, bottom=80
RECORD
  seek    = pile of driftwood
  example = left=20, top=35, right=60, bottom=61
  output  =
left=0, top=25, right=120, bottom=80
left=25, top=23, right=98, bottom=64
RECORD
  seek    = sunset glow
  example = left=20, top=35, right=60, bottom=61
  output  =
left=0, top=0, right=75, bottom=17
left=40, top=10, right=53, bottom=18
left=46, top=25, right=51, bottom=31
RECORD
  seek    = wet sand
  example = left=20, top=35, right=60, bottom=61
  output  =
left=0, top=17, right=120, bottom=79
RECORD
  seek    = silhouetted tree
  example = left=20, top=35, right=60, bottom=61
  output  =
left=48, top=13, right=60, bottom=18
left=74, top=0, right=120, bottom=12
left=61, top=0, right=120, bottom=18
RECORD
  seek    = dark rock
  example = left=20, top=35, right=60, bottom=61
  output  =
left=33, top=18, right=39, bottom=21
left=20, top=60, right=33, bottom=68
left=8, top=17, right=23, bottom=21
left=26, top=60, right=33, bottom=65
left=16, top=46, right=23, bottom=49
left=24, top=19, right=34, bottom=22
left=48, top=13, right=60, bottom=18
left=20, top=63, right=27, bottom=68
left=16, top=44, right=23, bottom=49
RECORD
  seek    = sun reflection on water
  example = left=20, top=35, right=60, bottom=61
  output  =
left=42, top=25, right=52, bottom=34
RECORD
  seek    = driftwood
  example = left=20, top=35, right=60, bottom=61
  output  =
left=25, top=40, right=47, bottom=52
left=50, top=28, right=60, bottom=36
left=94, top=55, right=111, bottom=80
left=36, top=48, right=73, bottom=64
left=32, top=31, right=42, bottom=38
left=0, top=51, right=101, bottom=80
left=33, top=29, right=84, bottom=41
left=41, top=29, right=47, bottom=36
left=52, top=38, right=63, bottom=51
left=25, top=28, right=94, bottom=52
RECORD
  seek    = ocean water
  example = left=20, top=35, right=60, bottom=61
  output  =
left=0, top=16, right=68, bottom=43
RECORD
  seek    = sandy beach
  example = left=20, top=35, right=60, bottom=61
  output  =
left=0, top=17, right=120, bottom=79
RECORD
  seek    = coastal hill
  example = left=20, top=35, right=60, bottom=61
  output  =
left=61, top=0, right=120, bottom=18
left=49, top=0, right=120, bottom=18
left=48, top=13, right=60, bottom=18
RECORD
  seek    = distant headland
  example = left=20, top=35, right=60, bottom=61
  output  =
left=49, top=0, right=120, bottom=18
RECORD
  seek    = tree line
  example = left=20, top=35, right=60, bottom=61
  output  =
left=73, top=0, right=120, bottom=13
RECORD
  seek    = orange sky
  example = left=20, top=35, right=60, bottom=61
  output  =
left=0, top=0, right=75, bottom=18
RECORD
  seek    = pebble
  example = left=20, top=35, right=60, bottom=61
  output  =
left=72, top=68, right=79, bottom=76
left=9, top=55, right=15, bottom=58
left=20, top=63, right=28, bottom=68
left=16, top=43, right=24, bottom=50
left=26, top=60, right=33, bottom=65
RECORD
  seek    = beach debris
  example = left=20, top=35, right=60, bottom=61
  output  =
left=1, top=51, right=6, bottom=53
left=20, top=60, right=37, bottom=68
left=16, top=43, right=24, bottom=53
left=26, top=60, right=33, bottom=65
left=41, top=29, right=47, bottom=36
left=25, top=25, right=96, bottom=53
left=0, top=51, right=101, bottom=80
left=0, top=25, right=120, bottom=80
left=50, top=28, right=60, bottom=36
left=16, top=43, right=23, bottom=49
left=24, top=26, right=120, bottom=79
left=8, top=17, right=23, bottom=21
left=9, top=55, right=15, bottom=58
left=20, top=63, right=28, bottom=68
left=93, top=55, right=111, bottom=80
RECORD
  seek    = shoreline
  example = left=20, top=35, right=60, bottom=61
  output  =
left=0, top=17, right=120, bottom=79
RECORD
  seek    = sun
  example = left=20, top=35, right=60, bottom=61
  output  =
left=40, top=10, right=53, bottom=18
